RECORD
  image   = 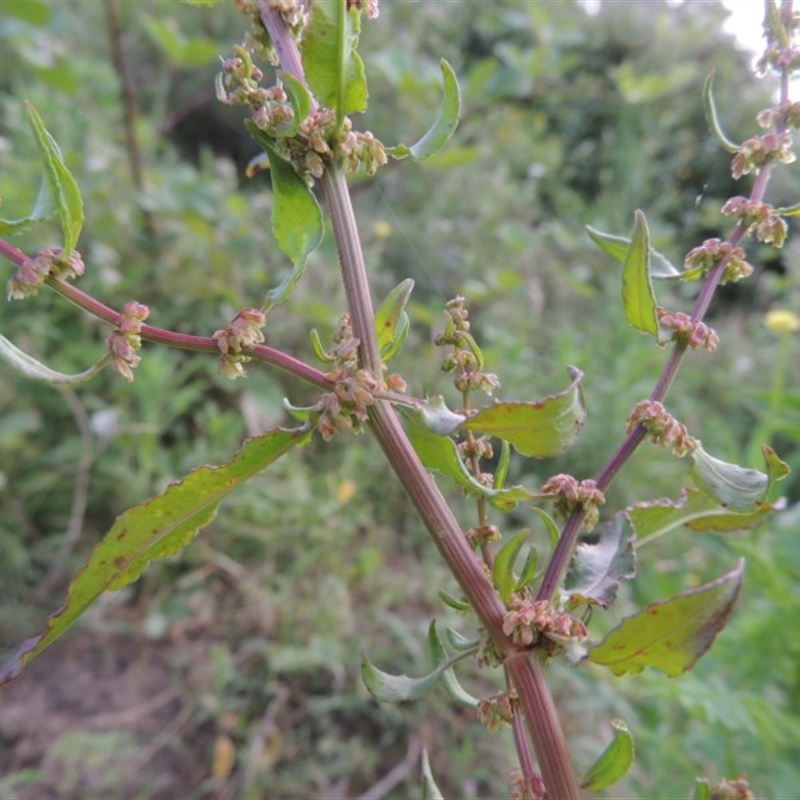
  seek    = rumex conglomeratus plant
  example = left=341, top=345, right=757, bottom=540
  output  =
left=0, top=1, right=797, bottom=797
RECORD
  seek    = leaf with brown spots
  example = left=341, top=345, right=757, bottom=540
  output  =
left=587, top=559, right=744, bottom=677
left=0, top=426, right=308, bottom=690
left=461, top=366, right=586, bottom=458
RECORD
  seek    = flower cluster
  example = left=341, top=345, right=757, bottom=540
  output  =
left=347, top=0, right=379, bottom=19
left=477, top=690, right=517, bottom=733
left=465, top=524, right=501, bottom=549
left=757, top=2, right=800, bottom=76
left=313, top=315, right=405, bottom=440
left=720, top=196, right=788, bottom=247
left=213, top=308, right=266, bottom=379
left=707, top=775, right=753, bottom=800
left=757, top=101, right=800, bottom=130
left=540, top=474, right=605, bottom=531
left=510, top=768, right=546, bottom=800
left=501, top=597, right=587, bottom=655
left=657, top=307, right=718, bottom=351
left=435, top=297, right=501, bottom=396
left=338, top=123, right=388, bottom=176
left=8, top=248, right=84, bottom=300
left=731, top=132, right=795, bottom=179
left=107, top=301, right=149, bottom=382
left=627, top=399, right=697, bottom=457
left=683, top=238, right=753, bottom=284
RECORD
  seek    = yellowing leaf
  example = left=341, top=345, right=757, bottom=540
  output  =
left=462, top=366, right=585, bottom=458
left=588, top=559, right=744, bottom=677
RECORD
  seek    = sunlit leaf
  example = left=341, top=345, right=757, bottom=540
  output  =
left=375, top=278, right=414, bottom=360
left=586, top=225, right=681, bottom=279
left=0, top=332, right=105, bottom=384
left=580, top=719, right=635, bottom=791
left=565, top=512, right=636, bottom=608
left=421, top=749, right=445, bottom=800
left=621, top=210, right=658, bottom=335
left=588, top=559, right=744, bottom=677
left=0, top=427, right=309, bottom=689
left=702, top=72, right=740, bottom=154
left=400, top=406, right=539, bottom=511
left=462, top=366, right=586, bottom=458
left=492, top=530, right=529, bottom=604
left=301, top=0, right=367, bottom=124
left=24, top=103, right=83, bottom=256
left=387, top=60, right=461, bottom=161
left=428, top=621, right=479, bottom=708
left=689, top=442, right=789, bottom=513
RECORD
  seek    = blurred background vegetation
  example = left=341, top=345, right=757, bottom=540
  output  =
left=1, top=1, right=799, bottom=798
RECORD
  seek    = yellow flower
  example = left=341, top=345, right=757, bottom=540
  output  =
left=765, top=309, right=800, bottom=333
left=373, top=220, right=392, bottom=239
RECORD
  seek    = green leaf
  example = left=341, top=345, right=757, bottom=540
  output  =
left=515, top=545, right=539, bottom=592
left=440, top=589, right=471, bottom=612
left=629, top=487, right=782, bottom=548
left=375, top=278, right=414, bottom=360
left=446, top=628, right=479, bottom=651
left=586, top=225, right=680, bottom=279
left=621, top=210, right=658, bottom=335
left=400, top=406, right=539, bottom=511
left=565, top=512, right=636, bottom=608
left=530, top=506, right=562, bottom=551
left=140, top=17, right=218, bottom=67
left=702, top=72, right=740, bottom=154
left=492, top=530, right=529, bottom=604
left=387, top=60, right=461, bottom=161
left=693, top=779, right=712, bottom=800
left=588, top=559, right=744, bottom=677
left=276, top=70, right=312, bottom=138
left=0, top=0, right=51, bottom=24
left=244, top=127, right=324, bottom=306
left=689, top=442, right=789, bottom=513
left=0, top=427, right=308, bottom=689
left=0, top=332, right=106, bottom=384
left=301, top=0, right=367, bottom=124
left=580, top=718, right=635, bottom=791
left=774, top=200, right=800, bottom=217
left=24, top=103, right=83, bottom=256
left=421, top=749, right=445, bottom=800
left=493, top=439, right=511, bottom=490
left=462, top=366, right=586, bottom=458
left=361, top=644, right=471, bottom=704
left=428, top=621, right=479, bottom=708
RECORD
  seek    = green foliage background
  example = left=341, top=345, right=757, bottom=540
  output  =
left=1, top=1, right=799, bottom=797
